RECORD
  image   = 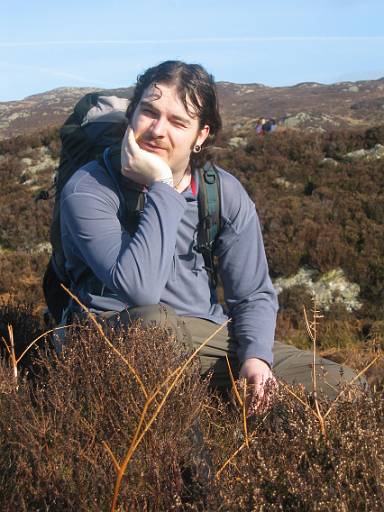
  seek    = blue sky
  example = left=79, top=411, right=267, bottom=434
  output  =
left=1, top=0, right=383, bottom=101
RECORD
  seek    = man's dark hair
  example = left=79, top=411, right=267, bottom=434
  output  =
left=126, top=60, right=222, bottom=148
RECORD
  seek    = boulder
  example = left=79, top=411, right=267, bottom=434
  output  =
left=274, top=268, right=361, bottom=312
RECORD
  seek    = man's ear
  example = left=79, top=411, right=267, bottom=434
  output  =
left=196, top=124, right=210, bottom=147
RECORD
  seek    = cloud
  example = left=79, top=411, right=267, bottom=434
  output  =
left=1, top=36, right=384, bottom=48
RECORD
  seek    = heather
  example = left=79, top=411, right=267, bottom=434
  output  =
left=1, top=124, right=384, bottom=334
left=0, top=312, right=383, bottom=511
left=0, top=123, right=383, bottom=509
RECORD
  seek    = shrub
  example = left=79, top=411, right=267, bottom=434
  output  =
left=0, top=320, right=211, bottom=511
left=0, top=316, right=382, bottom=510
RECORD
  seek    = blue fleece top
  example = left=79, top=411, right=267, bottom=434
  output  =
left=60, top=157, right=278, bottom=365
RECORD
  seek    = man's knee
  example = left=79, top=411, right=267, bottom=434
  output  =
left=273, top=341, right=367, bottom=400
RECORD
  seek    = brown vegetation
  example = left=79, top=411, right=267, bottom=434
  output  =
left=0, top=123, right=383, bottom=509
left=211, top=126, right=384, bottom=351
left=0, top=315, right=382, bottom=511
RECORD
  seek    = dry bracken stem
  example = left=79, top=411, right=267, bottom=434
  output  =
left=323, top=353, right=382, bottom=420
left=102, top=441, right=121, bottom=473
left=110, top=398, right=154, bottom=511
left=7, top=325, right=18, bottom=382
left=1, top=335, right=12, bottom=355
left=216, top=411, right=271, bottom=479
left=110, top=320, right=230, bottom=512
left=303, top=303, right=327, bottom=439
left=280, top=380, right=327, bottom=444
left=16, top=325, right=73, bottom=364
left=61, top=284, right=148, bottom=399
left=303, top=306, right=315, bottom=345
left=159, top=320, right=229, bottom=389
left=242, top=381, right=249, bottom=448
left=279, top=381, right=320, bottom=421
left=216, top=441, right=247, bottom=478
left=225, top=354, right=243, bottom=407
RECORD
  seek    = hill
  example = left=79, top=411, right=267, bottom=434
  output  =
left=0, top=122, right=383, bottom=374
left=0, top=85, right=383, bottom=511
left=1, top=78, right=384, bottom=139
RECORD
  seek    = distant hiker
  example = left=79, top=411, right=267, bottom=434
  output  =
left=48, top=60, right=364, bottom=411
left=255, top=119, right=264, bottom=135
left=262, top=119, right=276, bottom=133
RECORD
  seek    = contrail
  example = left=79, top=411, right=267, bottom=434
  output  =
left=0, top=62, right=114, bottom=88
left=1, top=36, right=384, bottom=47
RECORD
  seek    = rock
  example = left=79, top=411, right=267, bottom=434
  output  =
left=283, top=112, right=312, bottom=127
left=312, top=269, right=361, bottom=312
left=344, top=144, right=384, bottom=161
left=274, top=268, right=316, bottom=294
left=282, top=112, right=340, bottom=130
left=33, top=242, right=52, bottom=254
left=8, top=111, right=30, bottom=121
left=274, top=177, right=299, bottom=190
left=342, top=85, right=359, bottom=93
left=293, top=82, right=323, bottom=88
left=274, top=268, right=361, bottom=312
left=20, top=148, right=58, bottom=176
left=228, top=136, right=248, bottom=148
left=320, top=157, right=339, bottom=166
left=21, top=178, right=37, bottom=186
left=21, top=157, right=33, bottom=166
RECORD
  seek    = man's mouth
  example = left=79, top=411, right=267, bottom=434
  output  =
left=139, top=140, right=169, bottom=153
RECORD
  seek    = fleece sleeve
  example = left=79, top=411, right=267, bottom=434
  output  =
left=216, top=179, right=278, bottom=367
left=61, top=180, right=187, bottom=305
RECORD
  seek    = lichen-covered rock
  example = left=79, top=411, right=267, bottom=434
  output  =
left=228, top=136, right=248, bottom=148
left=20, top=147, right=58, bottom=179
left=274, top=268, right=361, bottom=312
left=344, top=143, right=384, bottom=161
left=274, top=177, right=300, bottom=190
left=320, top=157, right=339, bottom=166
left=32, top=242, right=52, bottom=254
left=282, top=112, right=341, bottom=131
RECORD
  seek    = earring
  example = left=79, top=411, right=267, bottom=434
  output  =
left=193, top=144, right=202, bottom=153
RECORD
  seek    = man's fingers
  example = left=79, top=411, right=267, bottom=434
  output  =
left=122, top=127, right=141, bottom=172
left=239, top=378, right=264, bottom=410
left=127, top=126, right=138, bottom=155
left=239, top=376, right=277, bottom=416
left=253, top=377, right=277, bottom=415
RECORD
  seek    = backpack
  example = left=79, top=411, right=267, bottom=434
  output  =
left=38, top=92, right=221, bottom=324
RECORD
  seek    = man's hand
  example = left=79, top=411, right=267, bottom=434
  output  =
left=239, top=358, right=276, bottom=416
left=120, top=127, right=173, bottom=186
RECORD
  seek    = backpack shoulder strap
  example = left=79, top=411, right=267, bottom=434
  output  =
left=196, top=162, right=221, bottom=288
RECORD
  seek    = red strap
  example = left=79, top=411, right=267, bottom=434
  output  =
left=190, top=174, right=197, bottom=196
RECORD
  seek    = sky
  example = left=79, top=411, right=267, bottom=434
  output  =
left=1, top=0, right=384, bottom=102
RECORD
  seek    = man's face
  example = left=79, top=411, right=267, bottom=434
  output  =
left=130, top=83, right=210, bottom=174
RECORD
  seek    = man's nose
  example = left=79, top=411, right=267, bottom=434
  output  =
left=150, top=116, right=167, bottom=137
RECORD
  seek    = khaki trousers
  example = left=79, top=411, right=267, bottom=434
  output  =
left=104, top=304, right=365, bottom=401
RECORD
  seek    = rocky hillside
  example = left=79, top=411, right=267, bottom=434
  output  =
left=219, top=79, right=384, bottom=131
left=1, top=122, right=384, bottom=348
left=1, top=78, right=384, bottom=139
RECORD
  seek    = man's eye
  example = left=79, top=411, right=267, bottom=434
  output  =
left=141, top=107, right=155, bottom=116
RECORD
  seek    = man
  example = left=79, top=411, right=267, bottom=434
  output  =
left=60, top=60, right=359, bottom=410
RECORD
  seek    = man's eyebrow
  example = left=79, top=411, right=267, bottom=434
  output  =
left=139, top=100, right=192, bottom=125
left=170, top=114, right=192, bottom=125
left=139, top=100, right=158, bottom=111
